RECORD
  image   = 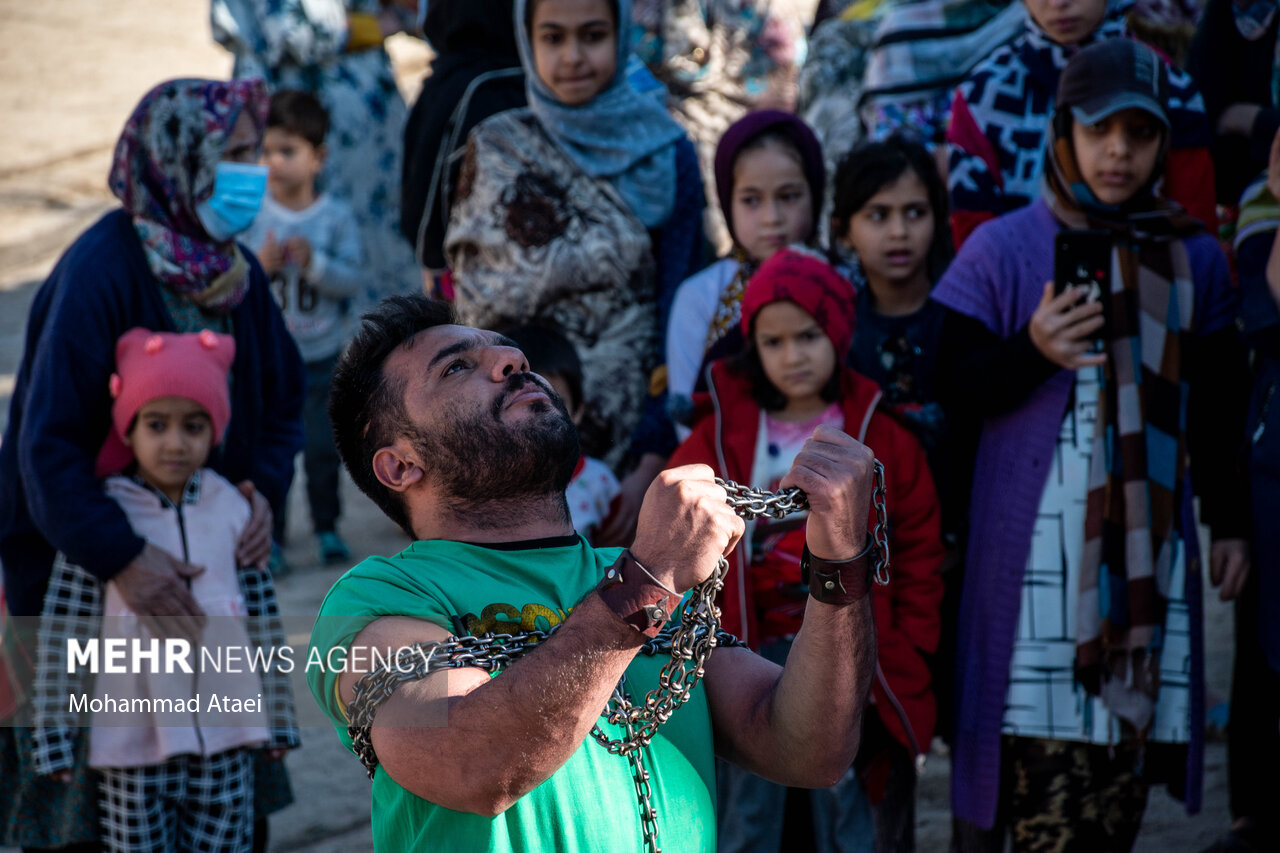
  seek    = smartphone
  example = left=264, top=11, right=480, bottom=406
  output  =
left=1054, top=229, right=1112, bottom=341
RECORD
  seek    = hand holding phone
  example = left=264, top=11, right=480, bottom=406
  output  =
left=1029, top=280, right=1107, bottom=371
left=1053, top=229, right=1112, bottom=340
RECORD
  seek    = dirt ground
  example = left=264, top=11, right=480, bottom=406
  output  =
left=0, top=1, right=1235, bottom=850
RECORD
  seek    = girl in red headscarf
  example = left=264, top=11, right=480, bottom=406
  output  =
left=668, top=245, right=944, bottom=852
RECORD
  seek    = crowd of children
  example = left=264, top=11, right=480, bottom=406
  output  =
left=2, top=0, right=1279, bottom=851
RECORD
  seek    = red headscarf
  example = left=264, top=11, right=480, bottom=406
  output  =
left=740, top=246, right=856, bottom=357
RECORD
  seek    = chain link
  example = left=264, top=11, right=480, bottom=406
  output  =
left=716, top=461, right=890, bottom=587
left=346, top=467, right=889, bottom=851
left=868, top=461, right=891, bottom=586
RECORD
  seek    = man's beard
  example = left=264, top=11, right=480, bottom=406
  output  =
left=410, top=373, right=580, bottom=526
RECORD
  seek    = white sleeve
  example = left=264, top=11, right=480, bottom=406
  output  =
left=666, top=260, right=735, bottom=401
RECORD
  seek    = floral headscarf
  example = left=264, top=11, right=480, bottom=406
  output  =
left=109, top=77, right=269, bottom=314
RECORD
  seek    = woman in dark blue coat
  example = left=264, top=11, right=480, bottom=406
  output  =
left=0, top=76, right=304, bottom=852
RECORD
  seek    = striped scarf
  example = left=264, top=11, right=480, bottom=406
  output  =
left=1042, top=120, right=1203, bottom=730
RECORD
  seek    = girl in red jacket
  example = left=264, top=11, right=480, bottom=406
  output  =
left=669, top=246, right=945, bottom=852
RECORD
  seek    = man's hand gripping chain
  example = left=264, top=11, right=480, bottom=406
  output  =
left=345, top=462, right=890, bottom=781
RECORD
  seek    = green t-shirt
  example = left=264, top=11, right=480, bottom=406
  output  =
left=307, top=536, right=717, bottom=852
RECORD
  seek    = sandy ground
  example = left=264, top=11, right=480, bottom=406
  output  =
left=0, top=1, right=1234, bottom=850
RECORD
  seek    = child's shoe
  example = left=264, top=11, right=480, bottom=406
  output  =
left=267, top=542, right=291, bottom=579
left=318, top=531, right=350, bottom=565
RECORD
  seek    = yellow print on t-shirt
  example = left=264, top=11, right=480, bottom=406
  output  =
left=458, top=602, right=571, bottom=636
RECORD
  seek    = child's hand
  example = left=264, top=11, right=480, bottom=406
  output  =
left=236, top=481, right=274, bottom=570
left=1210, top=539, right=1250, bottom=602
left=284, top=236, right=312, bottom=271
left=258, top=230, right=285, bottom=274
left=1028, top=281, right=1107, bottom=370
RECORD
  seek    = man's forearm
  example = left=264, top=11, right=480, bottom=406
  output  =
left=709, top=594, right=876, bottom=788
left=760, top=596, right=876, bottom=786
left=370, top=592, right=646, bottom=815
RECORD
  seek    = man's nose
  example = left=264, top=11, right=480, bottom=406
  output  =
left=487, top=346, right=530, bottom=380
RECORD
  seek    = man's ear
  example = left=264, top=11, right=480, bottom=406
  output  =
left=371, top=440, right=425, bottom=493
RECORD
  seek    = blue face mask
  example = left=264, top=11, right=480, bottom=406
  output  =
left=196, top=162, right=268, bottom=242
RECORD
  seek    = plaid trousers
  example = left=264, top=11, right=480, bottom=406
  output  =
left=98, top=748, right=253, bottom=853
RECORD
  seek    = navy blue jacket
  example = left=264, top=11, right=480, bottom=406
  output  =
left=1239, top=229, right=1280, bottom=669
left=0, top=210, right=305, bottom=616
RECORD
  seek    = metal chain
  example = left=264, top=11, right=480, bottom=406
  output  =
left=717, top=460, right=890, bottom=587
left=346, top=468, right=889, bottom=851
left=867, top=461, right=891, bottom=586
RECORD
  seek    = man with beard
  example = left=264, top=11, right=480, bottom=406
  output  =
left=308, top=295, right=880, bottom=852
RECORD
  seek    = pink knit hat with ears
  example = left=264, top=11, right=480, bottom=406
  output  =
left=98, top=328, right=236, bottom=472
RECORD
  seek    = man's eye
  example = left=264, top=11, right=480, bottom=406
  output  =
left=444, top=360, right=468, bottom=376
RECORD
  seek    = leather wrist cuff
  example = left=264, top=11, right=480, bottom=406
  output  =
left=596, top=550, right=683, bottom=638
left=800, top=540, right=874, bottom=605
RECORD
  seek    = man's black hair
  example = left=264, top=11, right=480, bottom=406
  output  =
left=329, top=295, right=455, bottom=537
left=267, top=89, right=329, bottom=148
left=498, top=323, right=584, bottom=411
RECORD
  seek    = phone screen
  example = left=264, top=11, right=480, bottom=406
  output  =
left=1053, top=229, right=1112, bottom=342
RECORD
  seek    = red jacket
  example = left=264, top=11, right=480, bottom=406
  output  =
left=669, top=361, right=945, bottom=758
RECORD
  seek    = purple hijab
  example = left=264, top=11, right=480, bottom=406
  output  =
left=712, top=110, right=825, bottom=244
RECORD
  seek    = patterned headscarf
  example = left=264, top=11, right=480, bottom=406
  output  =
left=1042, top=94, right=1203, bottom=730
left=109, top=77, right=269, bottom=315
left=514, top=0, right=684, bottom=229
left=1232, top=0, right=1278, bottom=40
left=1019, top=0, right=1131, bottom=96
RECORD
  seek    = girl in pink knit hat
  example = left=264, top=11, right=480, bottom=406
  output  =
left=32, top=328, right=298, bottom=853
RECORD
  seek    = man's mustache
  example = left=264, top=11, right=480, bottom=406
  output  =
left=491, top=372, right=564, bottom=420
